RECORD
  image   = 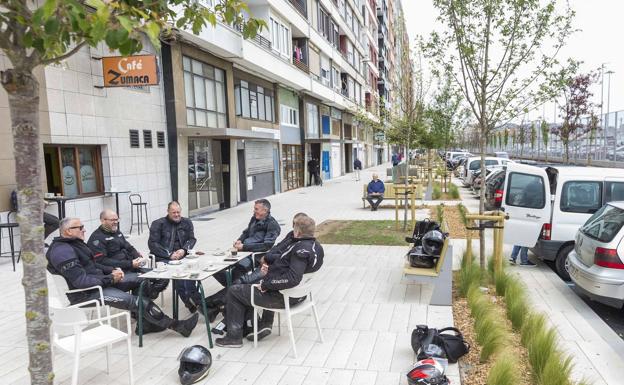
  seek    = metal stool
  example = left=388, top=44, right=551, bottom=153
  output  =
left=129, top=194, right=149, bottom=235
left=0, top=211, right=21, bottom=271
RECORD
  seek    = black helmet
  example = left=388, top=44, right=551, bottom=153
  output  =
left=422, top=230, right=446, bottom=256
left=407, top=358, right=449, bottom=385
left=178, top=345, right=212, bottom=385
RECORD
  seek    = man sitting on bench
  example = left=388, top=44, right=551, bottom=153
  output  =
left=366, top=174, right=385, bottom=211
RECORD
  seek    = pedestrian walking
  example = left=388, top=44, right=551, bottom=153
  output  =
left=353, top=158, right=362, bottom=181
left=307, top=158, right=318, bottom=186
left=509, top=245, right=536, bottom=266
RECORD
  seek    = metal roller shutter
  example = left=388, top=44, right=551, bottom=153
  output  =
left=245, top=141, right=274, bottom=175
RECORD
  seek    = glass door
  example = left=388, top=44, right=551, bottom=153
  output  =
left=188, top=139, right=224, bottom=212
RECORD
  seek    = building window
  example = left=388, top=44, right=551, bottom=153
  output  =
left=280, top=105, right=299, bottom=127
left=183, top=56, right=227, bottom=129
left=143, top=130, right=153, bottom=148
left=129, top=130, right=140, bottom=148
left=306, top=102, right=319, bottom=138
left=235, top=79, right=274, bottom=122
left=157, top=131, right=166, bottom=148
left=44, top=145, right=104, bottom=198
left=271, top=17, right=290, bottom=58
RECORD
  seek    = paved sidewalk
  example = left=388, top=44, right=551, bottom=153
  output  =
left=458, top=181, right=624, bottom=385
left=0, top=164, right=460, bottom=385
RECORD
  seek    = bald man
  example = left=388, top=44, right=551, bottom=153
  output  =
left=88, top=209, right=168, bottom=298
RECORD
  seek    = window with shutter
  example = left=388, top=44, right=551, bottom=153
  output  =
left=157, top=131, right=166, bottom=148
left=143, top=130, right=153, bottom=148
left=129, top=130, right=140, bottom=148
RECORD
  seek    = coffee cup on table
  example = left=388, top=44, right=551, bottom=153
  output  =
left=230, top=248, right=238, bottom=257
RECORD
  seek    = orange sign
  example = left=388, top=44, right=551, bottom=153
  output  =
left=102, top=55, right=159, bottom=87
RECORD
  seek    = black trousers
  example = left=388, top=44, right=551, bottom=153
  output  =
left=224, top=284, right=305, bottom=339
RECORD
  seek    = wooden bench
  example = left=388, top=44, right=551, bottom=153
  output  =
left=403, top=236, right=452, bottom=306
left=361, top=183, right=422, bottom=209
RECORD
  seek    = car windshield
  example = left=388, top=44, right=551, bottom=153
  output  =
left=580, top=204, right=624, bottom=242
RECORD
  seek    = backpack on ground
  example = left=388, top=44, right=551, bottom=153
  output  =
left=411, top=325, right=470, bottom=364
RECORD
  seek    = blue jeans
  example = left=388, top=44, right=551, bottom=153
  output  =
left=510, top=245, right=529, bottom=264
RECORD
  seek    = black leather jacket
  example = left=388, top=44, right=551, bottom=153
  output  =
left=87, top=226, right=140, bottom=270
left=260, top=237, right=324, bottom=292
left=238, top=214, right=281, bottom=252
left=46, top=237, right=115, bottom=303
left=148, top=216, right=196, bottom=262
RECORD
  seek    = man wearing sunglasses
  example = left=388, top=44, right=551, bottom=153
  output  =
left=47, top=217, right=198, bottom=337
left=87, top=209, right=168, bottom=299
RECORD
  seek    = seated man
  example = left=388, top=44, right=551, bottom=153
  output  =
left=206, top=212, right=308, bottom=327
left=148, top=201, right=202, bottom=313
left=213, top=199, right=281, bottom=287
left=47, top=217, right=198, bottom=336
left=87, top=209, right=168, bottom=299
left=215, top=215, right=324, bottom=347
left=366, top=174, right=385, bottom=211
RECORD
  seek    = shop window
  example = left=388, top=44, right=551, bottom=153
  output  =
left=44, top=145, right=104, bottom=198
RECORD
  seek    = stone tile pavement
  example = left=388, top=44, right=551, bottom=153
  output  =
left=0, top=164, right=461, bottom=385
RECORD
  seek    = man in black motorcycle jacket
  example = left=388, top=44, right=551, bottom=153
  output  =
left=88, top=209, right=168, bottom=298
left=148, top=201, right=202, bottom=313
left=215, top=215, right=324, bottom=347
left=47, top=217, right=198, bottom=336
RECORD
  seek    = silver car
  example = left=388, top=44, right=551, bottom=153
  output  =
left=568, top=202, right=624, bottom=308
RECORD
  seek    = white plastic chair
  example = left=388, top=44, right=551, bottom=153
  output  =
left=49, top=297, right=134, bottom=385
left=251, top=273, right=323, bottom=358
left=47, top=271, right=113, bottom=322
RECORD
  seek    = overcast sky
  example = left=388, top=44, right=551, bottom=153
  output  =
left=402, top=0, right=624, bottom=123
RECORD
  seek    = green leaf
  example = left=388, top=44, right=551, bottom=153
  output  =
left=117, top=16, right=134, bottom=32
left=145, top=21, right=161, bottom=48
left=44, top=18, right=59, bottom=34
left=41, top=0, right=58, bottom=19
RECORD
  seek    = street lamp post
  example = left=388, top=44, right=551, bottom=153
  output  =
left=606, top=70, right=615, bottom=161
left=600, top=64, right=606, bottom=159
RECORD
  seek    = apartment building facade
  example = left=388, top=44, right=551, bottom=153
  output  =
left=0, top=0, right=409, bottom=240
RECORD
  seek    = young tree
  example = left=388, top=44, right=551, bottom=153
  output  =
left=0, top=1, right=262, bottom=383
left=518, top=124, right=527, bottom=157
left=587, top=112, right=599, bottom=166
left=425, top=0, right=574, bottom=267
left=504, top=128, right=509, bottom=149
left=541, top=120, right=550, bottom=163
left=552, top=72, right=599, bottom=163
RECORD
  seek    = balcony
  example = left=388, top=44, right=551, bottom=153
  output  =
left=293, top=59, right=309, bottom=73
left=289, top=0, right=307, bottom=18
left=235, top=23, right=272, bottom=50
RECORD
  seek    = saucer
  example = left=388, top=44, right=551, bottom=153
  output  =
left=203, top=266, right=218, bottom=272
left=153, top=267, right=167, bottom=273
left=212, top=251, right=226, bottom=256
left=169, top=260, right=183, bottom=265
left=185, top=254, right=199, bottom=259
left=172, top=272, right=188, bottom=278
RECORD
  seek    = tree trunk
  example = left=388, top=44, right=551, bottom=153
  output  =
left=564, top=142, right=569, bottom=164
left=1, top=68, right=53, bottom=384
left=479, top=130, right=486, bottom=270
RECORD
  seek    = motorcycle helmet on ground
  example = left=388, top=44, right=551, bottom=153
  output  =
left=407, top=358, right=450, bottom=385
left=421, top=230, right=446, bottom=256
left=178, top=345, right=212, bottom=384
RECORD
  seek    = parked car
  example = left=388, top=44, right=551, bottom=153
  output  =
left=568, top=202, right=624, bottom=308
left=494, top=151, right=509, bottom=159
left=446, top=151, right=473, bottom=169
left=461, top=156, right=513, bottom=187
left=500, top=163, right=624, bottom=280
left=472, top=166, right=503, bottom=194
left=483, top=168, right=506, bottom=210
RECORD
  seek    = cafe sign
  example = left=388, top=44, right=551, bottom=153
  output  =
left=102, top=55, right=159, bottom=87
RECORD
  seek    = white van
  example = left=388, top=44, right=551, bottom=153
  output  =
left=501, top=163, right=624, bottom=280
left=461, top=156, right=514, bottom=186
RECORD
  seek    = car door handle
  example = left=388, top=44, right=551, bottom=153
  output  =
left=526, top=214, right=541, bottom=219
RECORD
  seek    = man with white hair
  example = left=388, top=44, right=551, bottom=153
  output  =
left=366, top=173, right=385, bottom=211
left=47, top=217, right=198, bottom=336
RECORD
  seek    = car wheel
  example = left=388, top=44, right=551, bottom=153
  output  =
left=555, top=244, right=573, bottom=281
